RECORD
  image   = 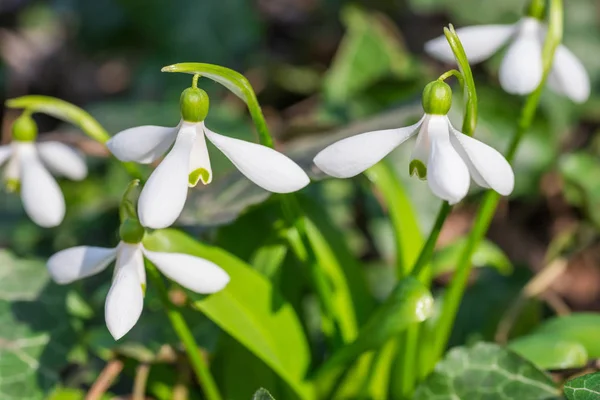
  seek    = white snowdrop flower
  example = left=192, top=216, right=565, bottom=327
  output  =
left=425, top=17, right=590, bottom=103
left=107, top=87, right=310, bottom=229
left=0, top=114, right=87, bottom=227
left=47, top=219, right=230, bottom=340
left=314, top=81, right=515, bottom=205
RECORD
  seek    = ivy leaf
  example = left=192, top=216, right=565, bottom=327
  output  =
left=564, top=372, right=600, bottom=400
left=252, top=388, right=276, bottom=400
left=0, top=251, right=76, bottom=400
left=414, top=342, right=559, bottom=400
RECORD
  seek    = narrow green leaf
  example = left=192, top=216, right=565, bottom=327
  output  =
left=253, top=388, right=276, bottom=400
left=509, top=335, right=588, bottom=370
left=564, top=372, right=600, bottom=400
left=432, top=237, right=513, bottom=277
left=6, top=95, right=111, bottom=143
left=143, top=229, right=314, bottom=400
left=161, top=63, right=272, bottom=147
left=531, top=313, right=600, bottom=358
left=414, top=342, right=559, bottom=399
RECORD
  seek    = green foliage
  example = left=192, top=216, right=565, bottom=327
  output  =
left=253, top=388, right=276, bottom=400
left=564, top=372, right=600, bottom=400
left=414, top=343, right=559, bottom=399
left=432, top=237, right=513, bottom=277
left=508, top=335, right=587, bottom=370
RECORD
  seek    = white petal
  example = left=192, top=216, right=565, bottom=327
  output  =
left=47, top=246, right=117, bottom=284
left=0, top=145, right=12, bottom=167
left=499, top=18, right=543, bottom=95
left=107, top=125, right=178, bottom=164
left=142, top=247, right=230, bottom=294
left=138, top=124, right=195, bottom=229
left=410, top=115, right=433, bottom=165
left=449, top=124, right=515, bottom=196
left=425, top=24, right=516, bottom=64
left=105, top=243, right=145, bottom=340
left=205, top=127, right=309, bottom=193
left=20, top=145, right=65, bottom=227
left=547, top=45, right=590, bottom=103
left=189, top=124, right=212, bottom=187
left=426, top=116, right=470, bottom=204
left=313, top=117, right=425, bottom=178
left=37, top=141, right=88, bottom=181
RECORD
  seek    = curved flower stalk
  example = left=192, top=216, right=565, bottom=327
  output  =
left=47, top=215, right=229, bottom=340
left=107, top=79, right=309, bottom=229
left=0, top=114, right=87, bottom=227
left=314, top=80, right=514, bottom=204
left=425, top=6, right=589, bottom=102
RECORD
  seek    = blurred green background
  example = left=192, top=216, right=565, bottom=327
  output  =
left=1, top=0, right=600, bottom=399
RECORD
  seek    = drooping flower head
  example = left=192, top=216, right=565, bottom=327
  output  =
left=425, top=5, right=590, bottom=102
left=47, top=209, right=229, bottom=340
left=314, top=80, right=514, bottom=204
left=107, top=81, right=310, bottom=229
left=0, top=113, right=87, bottom=227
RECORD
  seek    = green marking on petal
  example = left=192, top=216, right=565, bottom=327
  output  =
left=409, top=160, right=427, bottom=180
left=5, top=179, right=20, bottom=193
left=141, top=283, right=147, bottom=295
left=189, top=168, right=210, bottom=186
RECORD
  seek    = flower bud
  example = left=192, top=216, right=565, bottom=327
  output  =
left=422, top=80, right=452, bottom=115
left=119, top=217, right=146, bottom=244
left=180, top=87, right=209, bottom=123
left=12, top=113, right=38, bottom=142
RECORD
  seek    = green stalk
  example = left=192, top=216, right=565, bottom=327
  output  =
left=146, top=263, right=223, bottom=400
left=429, top=0, right=563, bottom=371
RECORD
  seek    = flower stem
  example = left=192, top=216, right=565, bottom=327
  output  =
left=429, top=0, right=564, bottom=371
left=146, top=264, right=223, bottom=400
left=192, top=74, right=200, bottom=88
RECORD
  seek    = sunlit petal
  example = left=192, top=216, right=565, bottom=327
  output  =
left=205, top=127, right=309, bottom=193
left=425, top=24, right=516, bottom=64
left=547, top=45, right=590, bottom=103
left=19, top=144, right=65, bottom=227
left=449, top=123, right=514, bottom=196
left=499, top=18, right=543, bottom=95
left=314, top=116, right=425, bottom=178
left=143, top=247, right=230, bottom=294
left=105, top=243, right=145, bottom=340
left=138, top=124, right=195, bottom=229
left=107, top=125, right=178, bottom=164
left=37, top=141, right=88, bottom=180
left=426, top=116, right=470, bottom=204
left=47, top=246, right=117, bottom=284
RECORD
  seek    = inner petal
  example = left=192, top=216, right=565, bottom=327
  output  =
left=189, top=123, right=213, bottom=187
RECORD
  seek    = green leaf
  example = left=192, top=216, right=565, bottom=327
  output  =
left=530, top=313, right=600, bottom=359
left=414, top=342, right=559, bottom=400
left=323, top=5, right=416, bottom=104
left=161, top=63, right=273, bottom=147
left=0, top=251, right=77, bottom=400
left=253, top=388, right=276, bottom=400
left=508, top=335, right=588, bottom=370
left=6, top=95, right=111, bottom=143
left=559, top=152, right=600, bottom=228
left=432, top=237, right=513, bottom=277
left=564, top=372, right=600, bottom=400
left=143, top=229, right=314, bottom=400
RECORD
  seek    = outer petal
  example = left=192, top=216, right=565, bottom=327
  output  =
left=107, top=125, right=178, bottom=164
left=313, top=117, right=425, bottom=178
left=142, top=247, right=230, bottom=294
left=499, top=18, right=543, bottom=95
left=138, top=124, right=195, bottom=229
left=0, top=145, right=12, bottom=167
left=547, top=45, right=590, bottom=103
left=37, top=141, right=88, bottom=180
left=205, top=127, right=309, bottom=193
left=425, top=24, right=516, bottom=64
left=426, top=116, right=470, bottom=205
left=449, top=124, right=515, bottom=196
left=189, top=123, right=213, bottom=187
left=105, top=243, right=145, bottom=340
left=47, top=246, right=117, bottom=284
left=19, top=145, right=65, bottom=227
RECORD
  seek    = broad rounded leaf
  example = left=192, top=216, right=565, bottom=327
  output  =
left=564, top=372, right=600, bottom=400
left=508, top=335, right=588, bottom=370
left=532, top=313, right=600, bottom=358
left=432, top=237, right=513, bottom=277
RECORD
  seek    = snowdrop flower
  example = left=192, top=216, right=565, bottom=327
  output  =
left=0, top=114, right=87, bottom=227
left=107, top=87, right=310, bottom=229
left=314, top=81, right=514, bottom=204
left=47, top=218, right=229, bottom=340
left=425, top=16, right=590, bottom=103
